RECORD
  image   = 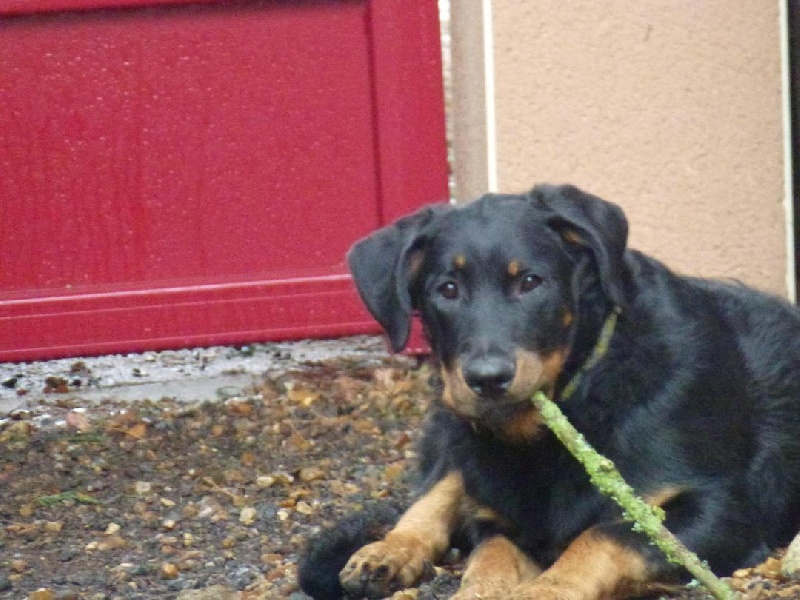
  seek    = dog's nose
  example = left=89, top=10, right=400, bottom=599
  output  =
left=463, top=356, right=515, bottom=397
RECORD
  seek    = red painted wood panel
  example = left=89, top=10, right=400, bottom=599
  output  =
left=0, top=0, right=447, bottom=361
left=1, top=0, right=233, bottom=16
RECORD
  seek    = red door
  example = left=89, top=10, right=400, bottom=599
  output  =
left=0, top=0, right=447, bottom=361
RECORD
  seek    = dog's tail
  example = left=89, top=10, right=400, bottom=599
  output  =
left=297, top=501, right=402, bottom=600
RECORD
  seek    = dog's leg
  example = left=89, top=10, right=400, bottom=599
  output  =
left=339, top=471, right=464, bottom=598
left=505, top=488, right=772, bottom=599
left=451, top=535, right=542, bottom=600
left=506, top=526, right=650, bottom=600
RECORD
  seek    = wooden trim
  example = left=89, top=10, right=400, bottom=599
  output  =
left=0, top=276, right=380, bottom=362
left=0, top=0, right=230, bottom=16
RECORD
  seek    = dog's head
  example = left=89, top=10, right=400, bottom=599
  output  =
left=348, top=184, right=629, bottom=439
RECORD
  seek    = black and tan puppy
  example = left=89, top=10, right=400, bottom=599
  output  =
left=299, top=184, right=800, bottom=599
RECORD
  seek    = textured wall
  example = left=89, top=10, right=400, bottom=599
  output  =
left=453, top=1, right=788, bottom=295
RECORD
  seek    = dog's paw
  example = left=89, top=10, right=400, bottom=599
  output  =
left=339, top=532, right=435, bottom=598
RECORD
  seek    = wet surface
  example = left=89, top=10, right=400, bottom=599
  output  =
left=0, top=336, right=389, bottom=415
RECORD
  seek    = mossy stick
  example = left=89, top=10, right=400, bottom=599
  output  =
left=531, top=391, right=739, bottom=600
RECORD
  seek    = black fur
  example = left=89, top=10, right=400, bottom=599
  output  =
left=300, top=184, right=800, bottom=598
left=298, top=503, right=401, bottom=599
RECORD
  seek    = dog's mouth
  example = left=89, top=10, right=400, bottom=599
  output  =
left=440, top=349, right=567, bottom=440
left=441, top=373, right=539, bottom=423
left=470, top=395, right=546, bottom=443
left=475, top=397, right=534, bottom=424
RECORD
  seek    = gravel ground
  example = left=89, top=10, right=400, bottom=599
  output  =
left=0, top=337, right=463, bottom=599
left=1, top=337, right=799, bottom=599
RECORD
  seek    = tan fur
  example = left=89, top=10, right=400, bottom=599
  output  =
left=512, top=528, right=650, bottom=599
left=511, top=349, right=566, bottom=399
left=644, top=486, right=686, bottom=509
left=561, top=228, right=586, bottom=246
left=508, top=259, right=521, bottom=277
left=339, top=472, right=464, bottom=594
left=454, top=254, right=467, bottom=269
left=407, top=249, right=425, bottom=279
left=459, top=496, right=511, bottom=531
left=452, top=535, right=542, bottom=600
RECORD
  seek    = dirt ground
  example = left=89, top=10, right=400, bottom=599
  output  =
left=1, top=337, right=798, bottom=599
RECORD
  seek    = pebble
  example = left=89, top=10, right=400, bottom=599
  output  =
left=783, top=532, right=800, bottom=579
left=10, top=559, right=27, bottom=573
left=97, top=534, right=127, bottom=551
left=105, top=522, right=121, bottom=535
left=226, top=564, right=256, bottom=590
left=160, top=562, right=179, bottom=579
left=28, top=589, right=55, bottom=600
left=59, top=547, right=79, bottom=562
left=295, top=501, right=314, bottom=515
left=256, top=475, right=275, bottom=488
left=391, top=590, right=419, bottom=600
left=134, top=481, right=153, bottom=495
left=297, top=466, right=325, bottom=482
left=66, top=572, right=95, bottom=586
left=44, top=521, right=63, bottom=533
left=176, top=584, right=238, bottom=599
left=239, top=506, right=257, bottom=525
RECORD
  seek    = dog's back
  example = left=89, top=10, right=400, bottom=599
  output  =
left=695, top=275, right=800, bottom=545
left=622, top=249, right=800, bottom=547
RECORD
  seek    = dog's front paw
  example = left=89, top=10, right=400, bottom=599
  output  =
left=339, top=532, right=435, bottom=598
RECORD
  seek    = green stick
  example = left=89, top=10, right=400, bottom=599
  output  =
left=532, top=391, right=739, bottom=600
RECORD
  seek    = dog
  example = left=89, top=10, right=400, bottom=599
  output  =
left=298, top=184, right=800, bottom=599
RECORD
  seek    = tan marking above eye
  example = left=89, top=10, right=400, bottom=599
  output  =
left=561, top=229, right=585, bottom=245
left=453, top=254, right=467, bottom=269
left=507, top=260, right=521, bottom=277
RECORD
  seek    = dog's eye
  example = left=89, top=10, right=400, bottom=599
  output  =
left=517, top=274, right=543, bottom=294
left=437, top=281, right=460, bottom=300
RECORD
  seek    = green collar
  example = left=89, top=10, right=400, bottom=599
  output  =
left=557, top=305, right=621, bottom=402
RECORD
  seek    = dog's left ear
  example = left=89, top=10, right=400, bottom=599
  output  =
left=347, top=205, right=449, bottom=352
left=530, top=184, right=629, bottom=307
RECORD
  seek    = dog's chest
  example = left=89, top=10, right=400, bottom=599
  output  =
left=461, top=431, right=611, bottom=559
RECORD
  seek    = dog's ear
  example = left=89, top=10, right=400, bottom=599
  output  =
left=347, top=205, right=449, bottom=352
left=530, top=184, right=629, bottom=307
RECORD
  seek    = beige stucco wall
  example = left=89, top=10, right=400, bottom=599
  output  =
left=451, top=1, right=790, bottom=297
